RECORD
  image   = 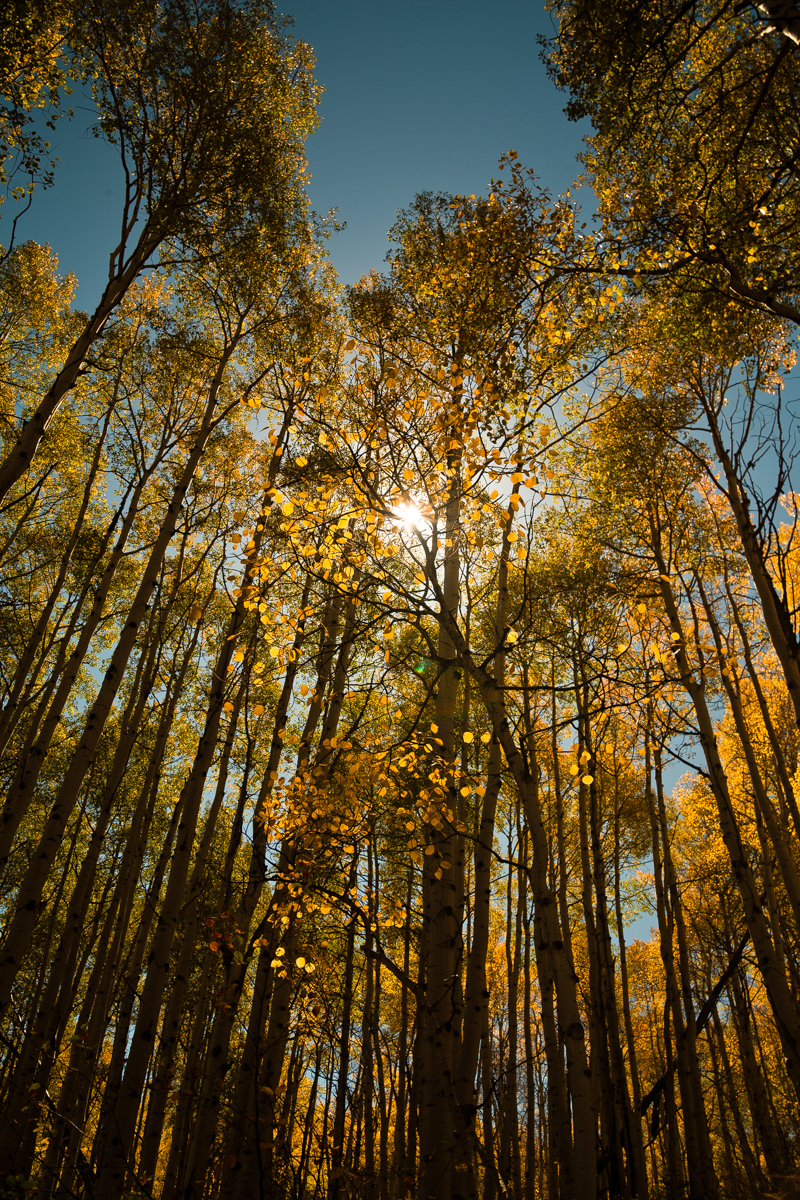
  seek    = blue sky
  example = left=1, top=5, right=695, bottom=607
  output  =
left=3, top=0, right=588, bottom=309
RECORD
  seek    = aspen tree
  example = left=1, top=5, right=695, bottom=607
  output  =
left=0, top=593, right=194, bottom=1175
left=0, top=0, right=319, bottom=505
left=0, top=342, right=249, bottom=1017
left=95, top=399, right=298, bottom=1190
left=546, top=0, right=800, bottom=326
left=164, top=581, right=311, bottom=1191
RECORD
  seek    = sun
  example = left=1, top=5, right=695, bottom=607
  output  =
left=392, top=501, right=425, bottom=530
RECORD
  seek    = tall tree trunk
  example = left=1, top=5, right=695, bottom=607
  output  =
left=0, top=468, right=152, bottom=870
left=453, top=514, right=510, bottom=1200
left=0, top=220, right=163, bottom=508
left=329, top=886, right=358, bottom=1200
left=650, top=523, right=800, bottom=1105
left=0, top=378, right=237, bottom=1017
left=418, top=408, right=464, bottom=1200
left=647, top=729, right=718, bottom=1200
left=0, top=398, right=115, bottom=758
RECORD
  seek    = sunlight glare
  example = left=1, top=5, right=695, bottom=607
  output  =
left=392, top=501, right=425, bottom=530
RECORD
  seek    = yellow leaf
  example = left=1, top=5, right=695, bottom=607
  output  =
left=463, top=731, right=474, bottom=743
left=269, top=647, right=280, bottom=658
left=254, top=704, right=264, bottom=716
left=582, top=774, right=594, bottom=784
left=480, top=732, right=491, bottom=744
